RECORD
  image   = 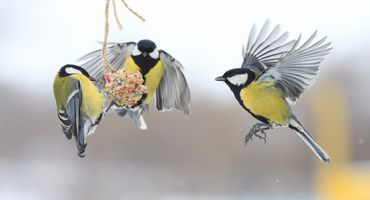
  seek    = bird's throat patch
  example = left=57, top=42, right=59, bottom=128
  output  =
left=132, top=55, right=160, bottom=76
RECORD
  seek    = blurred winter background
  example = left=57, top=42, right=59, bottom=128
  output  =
left=1, top=0, right=370, bottom=199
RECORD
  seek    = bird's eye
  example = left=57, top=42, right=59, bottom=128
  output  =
left=132, top=45, right=141, bottom=56
left=149, top=48, right=159, bottom=59
left=227, top=73, right=249, bottom=86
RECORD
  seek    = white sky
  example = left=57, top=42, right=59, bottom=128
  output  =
left=1, top=0, right=370, bottom=95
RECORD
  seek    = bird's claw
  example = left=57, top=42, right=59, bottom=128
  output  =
left=255, top=127, right=267, bottom=143
left=244, top=123, right=271, bottom=145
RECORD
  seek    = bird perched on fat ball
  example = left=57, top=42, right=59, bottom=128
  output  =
left=53, top=64, right=105, bottom=157
left=215, top=21, right=332, bottom=163
left=79, top=39, right=191, bottom=129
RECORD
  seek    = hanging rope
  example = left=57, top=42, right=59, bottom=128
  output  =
left=121, top=0, right=146, bottom=22
left=112, top=0, right=124, bottom=30
left=102, top=0, right=146, bottom=72
left=102, top=0, right=111, bottom=72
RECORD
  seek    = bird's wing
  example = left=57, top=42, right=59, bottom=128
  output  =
left=79, top=42, right=136, bottom=89
left=57, top=80, right=90, bottom=157
left=242, top=20, right=295, bottom=74
left=57, top=108, right=73, bottom=139
left=57, top=80, right=81, bottom=140
left=156, top=50, right=191, bottom=114
left=257, top=31, right=332, bottom=103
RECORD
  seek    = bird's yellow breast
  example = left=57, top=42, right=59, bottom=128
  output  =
left=240, top=81, right=290, bottom=125
left=123, top=56, right=164, bottom=104
left=123, top=56, right=140, bottom=73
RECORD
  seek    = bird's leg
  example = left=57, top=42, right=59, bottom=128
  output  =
left=103, top=101, right=115, bottom=115
left=141, top=104, right=150, bottom=114
left=245, top=123, right=273, bottom=145
left=254, top=124, right=273, bottom=143
left=93, top=101, right=115, bottom=125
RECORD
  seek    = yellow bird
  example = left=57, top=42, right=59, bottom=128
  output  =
left=79, top=39, right=191, bottom=129
left=53, top=64, right=104, bottom=157
left=215, top=21, right=332, bottom=162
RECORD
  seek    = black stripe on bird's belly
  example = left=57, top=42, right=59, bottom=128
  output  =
left=130, top=55, right=159, bottom=107
left=229, top=85, right=269, bottom=124
left=132, top=55, right=160, bottom=76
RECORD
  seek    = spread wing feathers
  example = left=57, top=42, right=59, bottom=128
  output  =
left=257, top=31, right=332, bottom=103
left=79, top=42, right=136, bottom=89
left=156, top=50, right=191, bottom=114
left=242, top=20, right=295, bottom=71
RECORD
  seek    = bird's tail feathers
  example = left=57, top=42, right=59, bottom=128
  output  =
left=289, top=117, right=331, bottom=163
left=116, top=108, right=148, bottom=130
left=75, top=120, right=93, bottom=157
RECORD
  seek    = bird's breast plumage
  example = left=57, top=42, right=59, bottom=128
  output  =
left=123, top=56, right=164, bottom=104
left=240, top=81, right=290, bottom=125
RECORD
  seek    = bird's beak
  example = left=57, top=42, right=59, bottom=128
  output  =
left=89, top=77, right=96, bottom=81
left=142, top=52, right=148, bottom=57
left=215, top=76, right=225, bottom=81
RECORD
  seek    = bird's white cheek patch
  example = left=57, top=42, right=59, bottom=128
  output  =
left=66, top=67, right=83, bottom=75
left=227, top=73, right=248, bottom=86
left=150, top=48, right=159, bottom=59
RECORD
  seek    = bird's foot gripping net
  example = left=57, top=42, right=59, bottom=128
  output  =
left=245, top=123, right=273, bottom=145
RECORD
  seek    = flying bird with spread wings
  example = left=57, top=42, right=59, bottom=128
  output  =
left=215, top=21, right=332, bottom=162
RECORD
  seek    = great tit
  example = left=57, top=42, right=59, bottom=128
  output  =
left=215, top=21, right=332, bottom=163
left=79, top=39, right=191, bottom=129
left=53, top=64, right=104, bottom=157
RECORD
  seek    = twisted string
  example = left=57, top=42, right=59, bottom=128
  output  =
left=102, top=0, right=146, bottom=72
left=121, top=0, right=146, bottom=22
left=102, top=0, right=112, bottom=72
left=112, top=0, right=124, bottom=29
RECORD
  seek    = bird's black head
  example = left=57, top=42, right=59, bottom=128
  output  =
left=137, top=39, right=157, bottom=54
left=131, top=39, right=160, bottom=76
left=132, top=39, right=159, bottom=59
left=215, top=68, right=255, bottom=89
left=59, top=64, right=95, bottom=81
